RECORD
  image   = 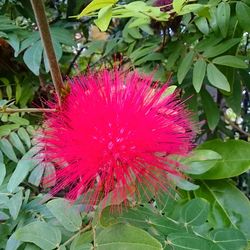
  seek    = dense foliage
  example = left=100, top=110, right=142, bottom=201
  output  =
left=0, top=0, right=250, bottom=249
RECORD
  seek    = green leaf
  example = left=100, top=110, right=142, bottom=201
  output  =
left=161, top=86, right=177, bottom=98
left=7, top=155, right=36, bottom=193
left=28, top=164, right=44, bottom=187
left=100, top=205, right=145, bottom=227
left=195, top=180, right=250, bottom=240
left=180, top=4, right=205, bottom=15
left=150, top=216, right=184, bottom=235
left=0, top=31, right=8, bottom=38
left=0, top=150, right=3, bottom=162
left=22, top=144, right=42, bottom=160
left=0, top=77, right=9, bottom=86
left=83, top=40, right=105, bottom=56
left=51, top=27, right=75, bottom=46
left=207, top=63, right=230, bottom=91
left=128, top=17, right=150, bottom=28
left=200, top=89, right=220, bottom=130
left=0, top=125, right=11, bottom=137
left=208, top=6, right=219, bottom=33
left=70, top=231, right=93, bottom=250
left=173, top=0, right=186, bottom=13
left=170, top=174, right=200, bottom=191
left=236, top=2, right=250, bottom=32
left=0, top=193, right=8, bottom=206
left=212, top=55, right=247, bottom=69
left=101, top=203, right=183, bottom=235
left=94, top=5, right=112, bottom=32
left=9, top=116, right=30, bottom=126
left=18, top=84, right=34, bottom=107
left=26, top=126, right=36, bottom=136
left=42, top=162, right=56, bottom=188
left=24, top=244, right=41, bottom=250
left=203, top=38, right=240, bottom=58
left=195, top=17, right=209, bottom=35
left=0, top=211, right=9, bottom=220
left=195, top=35, right=223, bottom=52
left=127, top=27, right=143, bottom=40
left=125, top=1, right=147, bottom=11
left=46, top=198, right=82, bottom=232
left=15, top=221, right=61, bottom=250
left=130, top=45, right=157, bottom=62
left=0, top=16, right=20, bottom=31
left=6, top=234, right=21, bottom=250
left=242, top=0, right=250, bottom=4
left=192, top=59, right=206, bottom=93
left=9, top=132, right=26, bottom=155
left=134, top=53, right=164, bottom=66
left=225, top=71, right=242, bottom=115
left=18, top=128, right=31, bottom=148
left=23, top=40, right=43, bottom=75
left=8, top=191, right=23, bottom=220
left=167, top=232, right=218, bottom=250
left=195, top=139, right=250, bottom=179
left=104, top=38, right=118, bottom=56
left=210, top=228, right=247, bottom=250
left=96, top=223, right=162, bottom=250
left=177, top=51, right=194, bottom=84
left=0, top=162, right=6, bottom=186
left=7, top=33, right=20, bottom=57
left=0, top=138, right=18, bottom=162
left=19, top=32, right=40, bottom=54
left=216, top=2, right=230, bottom=38
left=6, top=85, right=12, bottom=100
left=182, top=150, right=222, bottom=175
left=166, top=43, right=183, bottom=70
left=181, top=198, right=209, bottom=226
left=77, top=0, right=118, bottom=18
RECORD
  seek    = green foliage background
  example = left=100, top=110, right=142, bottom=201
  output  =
left=0, top=0, right=250, bottom=249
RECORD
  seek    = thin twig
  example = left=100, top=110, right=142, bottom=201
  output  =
left=58, top=224, right=92, bottom=248
left=65, top=47, right=85, bottom=76
left=0, top=108, right=57, bottom=114
left=226, top=118, right=250, bottom=138
left=30, top=0, right=64, bottom=106
left=154, top=25, right=169, bottom=52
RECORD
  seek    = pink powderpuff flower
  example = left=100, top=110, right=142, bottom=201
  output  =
left=41, top=69, right=195, bottom=208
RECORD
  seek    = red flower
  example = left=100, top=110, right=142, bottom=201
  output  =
left=41, top=70, right=194, bottom=208
left=154, top=0, right=173, bottom=12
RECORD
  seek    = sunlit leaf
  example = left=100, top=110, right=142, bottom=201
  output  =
left=77, top=0, right=118, bottom=18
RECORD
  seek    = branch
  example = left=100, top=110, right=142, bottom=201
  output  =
left=226, top=118, right=250, bottom=138
left=0, top=108, right=57, bottom=114
left=30, top=0, right=64, bottom=107
left=58, top=224, right=92, bottom=248
left=65, top=46, right=85, bottom=76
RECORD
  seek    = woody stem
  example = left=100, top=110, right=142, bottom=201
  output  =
left=0, top=108, right=57, bottom=113
left=30, top=0, right=64, bottom=106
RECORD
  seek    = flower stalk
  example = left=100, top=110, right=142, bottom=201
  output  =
left=0, top=108, right=57, bottom=114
